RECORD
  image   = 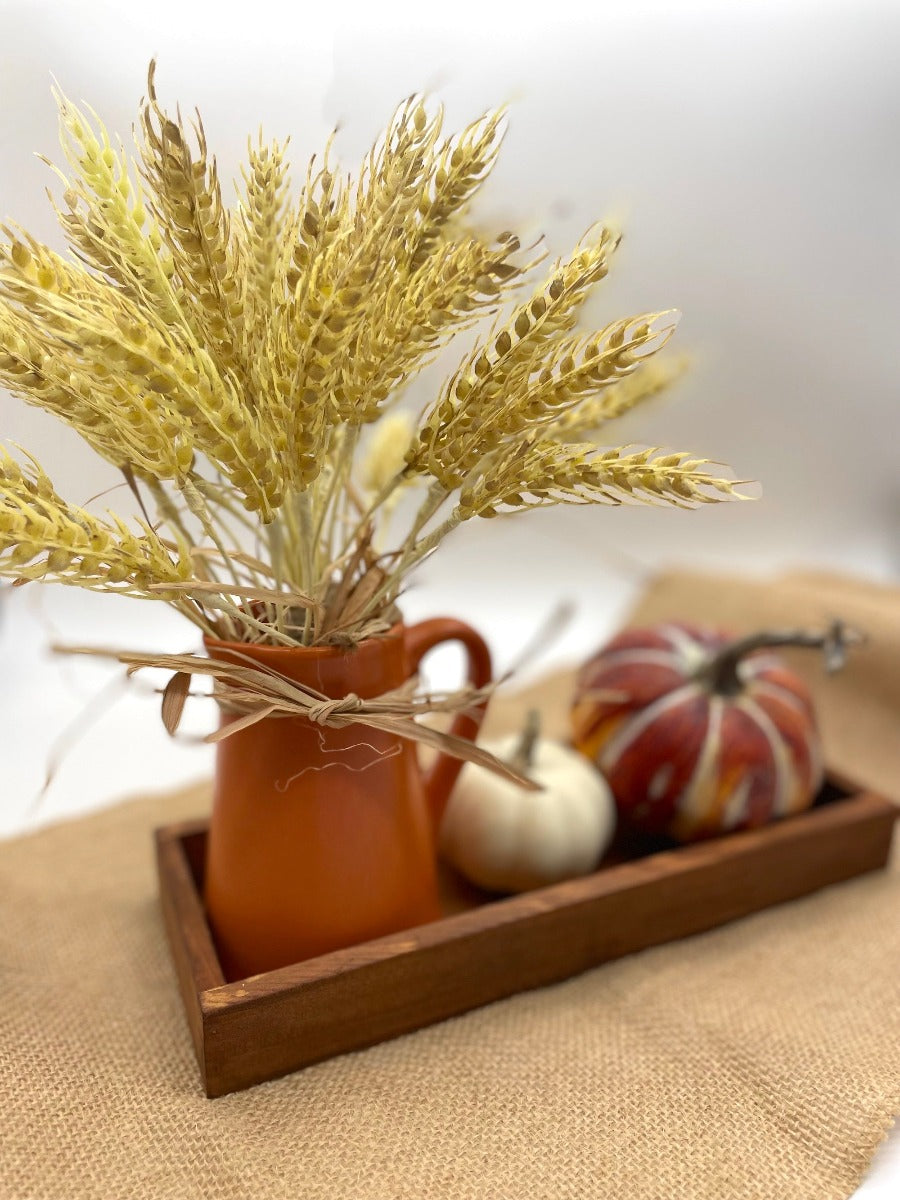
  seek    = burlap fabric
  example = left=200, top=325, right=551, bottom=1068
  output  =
left=2, top=569, right=899, bottom=1200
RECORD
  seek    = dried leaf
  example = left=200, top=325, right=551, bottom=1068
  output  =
left=148, top=579, right=320, bottom=613
left=205, top=704, right=280, bottom=741
left=333, top=565, right=387, bottom=630
left=161, top=670, right=191, bottom=735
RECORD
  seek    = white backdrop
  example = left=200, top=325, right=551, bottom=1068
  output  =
left=0, top=2, right=898, bottom=1192
left=2, top=0, right=898, bottom=580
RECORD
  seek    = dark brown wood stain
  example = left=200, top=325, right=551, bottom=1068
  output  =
left=155, top=774, right=897, bottom=1098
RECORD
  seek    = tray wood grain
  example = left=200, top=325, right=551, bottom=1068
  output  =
left=156, top=775, right=897, bottom=1097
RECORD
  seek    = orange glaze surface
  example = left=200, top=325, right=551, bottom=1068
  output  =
left=203, top=619, right=492, bottom=979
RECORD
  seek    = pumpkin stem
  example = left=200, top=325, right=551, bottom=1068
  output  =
left=697, top=620, right=864, bottom=696
left=511, top=709, right=542, bottom=774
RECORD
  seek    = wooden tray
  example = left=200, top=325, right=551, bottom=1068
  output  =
left=156, top=774, right=897, bottom=1098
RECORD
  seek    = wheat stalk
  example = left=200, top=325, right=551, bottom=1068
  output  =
left=0, top=447, right=192, bottom=597
left=0, top=64, right=746, bottom=651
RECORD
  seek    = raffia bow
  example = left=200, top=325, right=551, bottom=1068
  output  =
left=54, top=644, right=539, bottom=790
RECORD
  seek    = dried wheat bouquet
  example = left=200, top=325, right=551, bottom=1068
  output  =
left=0, top=63, right=743, bottom=654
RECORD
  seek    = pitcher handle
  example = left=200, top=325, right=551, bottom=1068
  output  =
left=404, top=618, right=493, bottom=834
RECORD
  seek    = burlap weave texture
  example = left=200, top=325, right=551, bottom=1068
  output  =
left=2, top=569, right=898, bottom=1199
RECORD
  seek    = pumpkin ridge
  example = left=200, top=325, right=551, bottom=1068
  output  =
left=659, top=623, right=716, bottom=664
left=734, top=694, right=792, bottom=818
left=598, top=682, right=702, bottom=774
left=676, top=694, right=722, bottom=831
left=748, top=689, right=823, bottom=806
left=748, top=678, right=811, bottom=715
left=572, top=659, right=687, bottom=744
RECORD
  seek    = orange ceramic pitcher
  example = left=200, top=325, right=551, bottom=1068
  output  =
left=203, top=619, right=492, bottom=980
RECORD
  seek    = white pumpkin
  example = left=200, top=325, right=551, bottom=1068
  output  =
left=439, top=712, right=616, bottom=894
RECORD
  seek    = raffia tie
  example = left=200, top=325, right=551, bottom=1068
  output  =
left=53, top=644, right=537, bottom=789
left=304, top=694, right=365, bottom=726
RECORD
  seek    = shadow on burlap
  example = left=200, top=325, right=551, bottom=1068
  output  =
left=2, top=569, right=898, bottom=1200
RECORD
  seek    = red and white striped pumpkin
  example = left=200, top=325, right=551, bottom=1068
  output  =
left=571, top=623, right=825, bottom=842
